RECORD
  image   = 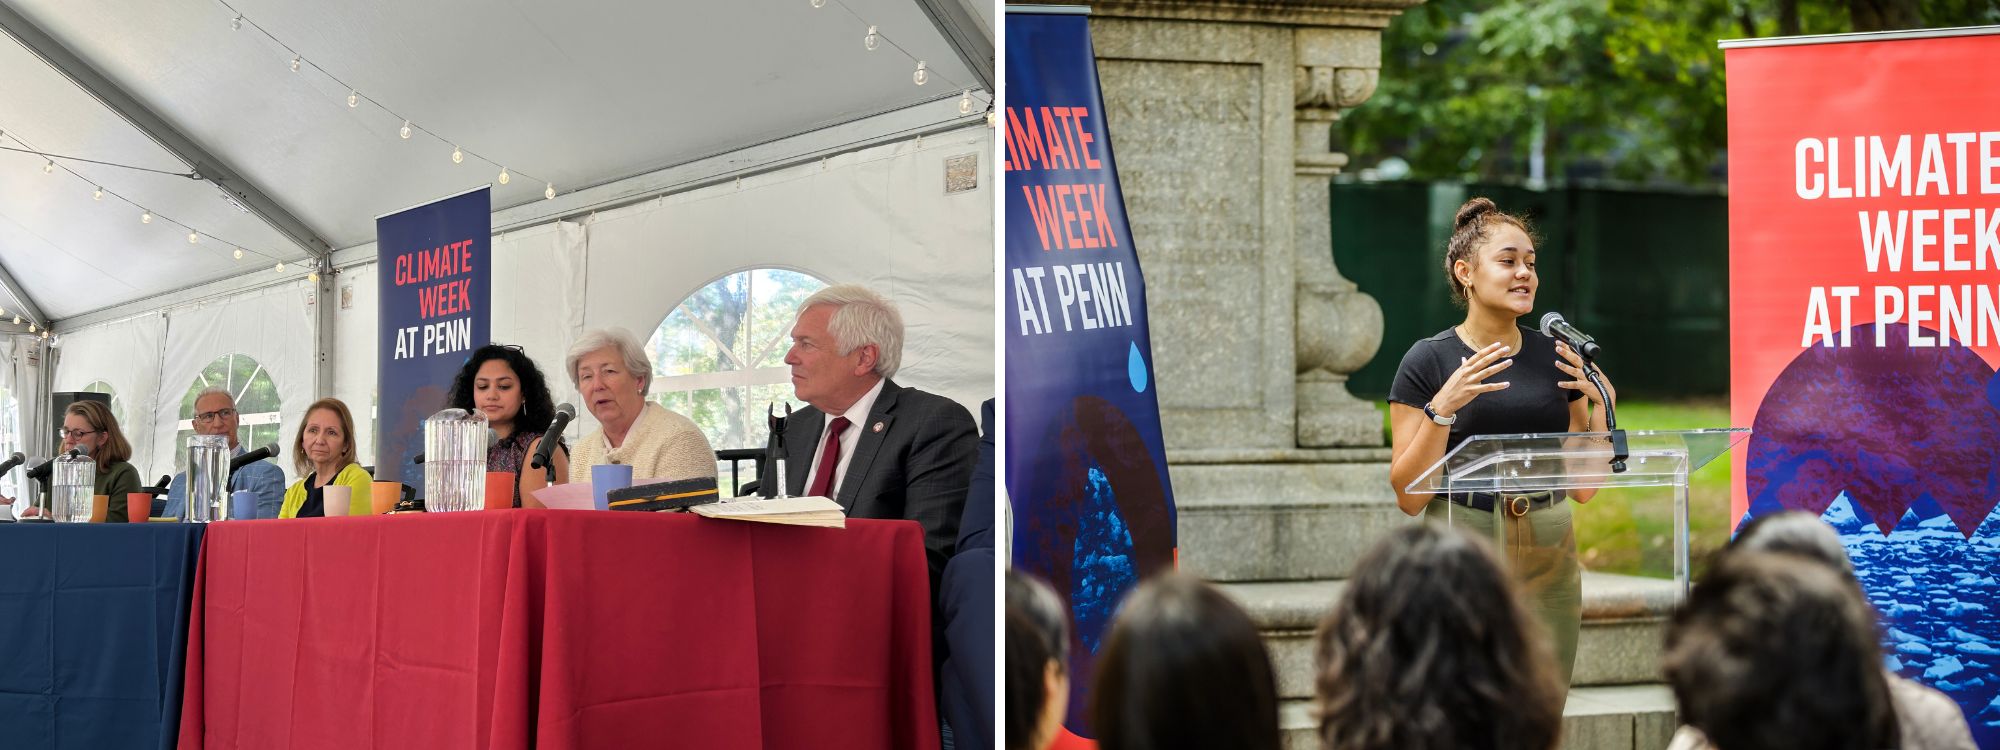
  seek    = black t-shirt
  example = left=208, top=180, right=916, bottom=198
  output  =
left=1388, top=325, right=1582, bottom=454
left=296, top=473, right=326, bottom=518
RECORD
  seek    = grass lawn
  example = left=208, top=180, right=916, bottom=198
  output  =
left=1377, top=399, right=1736, bottom=580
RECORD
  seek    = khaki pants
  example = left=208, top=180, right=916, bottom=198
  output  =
left=1424, top=496, right=1582, bottom=689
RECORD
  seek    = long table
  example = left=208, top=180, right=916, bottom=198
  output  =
left=176, top=510, right=939, bottom=750
left=0, top=522, right=206, bottom=750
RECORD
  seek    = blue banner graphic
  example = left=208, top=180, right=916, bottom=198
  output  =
left=376, top=187, right=491, bottom=486
left=1004, top=9, right=1176, bottom=739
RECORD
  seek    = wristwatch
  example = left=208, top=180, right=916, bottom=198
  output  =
left=1424, top=402, right=1457, bottom=426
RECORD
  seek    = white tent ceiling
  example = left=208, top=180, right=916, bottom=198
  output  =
left=0, top=0, right=992, bottom=322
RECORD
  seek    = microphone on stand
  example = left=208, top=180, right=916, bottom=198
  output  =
left=0, top=452, right=25, bottom=477
left=530, top=403, right=576, bottom=472
left=229, top=443, right=280, bottom=474
left=1538, top=312, right=1602, bottom=362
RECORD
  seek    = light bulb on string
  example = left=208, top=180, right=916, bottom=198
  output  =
left=498, top=167, right=510, bottom=185
left=865, top=26, right=879, bottom=51
left=400, top=120, right=412, bottom=139
left=986, top=109, right=998, bottom=128
left=913, top=61, right=928, bottom=86
left=42, top=160, right=53, bottom=174
left=348, top=90, right=359, bottom=108
left=275, top=262, right=285, bottom=273
left=810, top=0, right=824, bottom=6
left=188, top=231, right=199, bottom=244
left=290, top=56, right=302, bottom=72
left=28, top=323, right=35, bottom=334
left=231, top=15, right=242, bottom=30
left=92, top=187, right=103, bottom=200
left=451, top=146, right=463, bottom=164
left=140, top=210, right=152, bottom=224
left=10, top=316, right=18, bottom=325
left=308, top=271, right=320, bottom=283
left=233, top=248, right=243, bottom=260
left=545, top=183, right=556, bottom=200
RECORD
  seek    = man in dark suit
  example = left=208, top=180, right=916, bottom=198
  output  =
left=761, top=284, right=979, bottom=592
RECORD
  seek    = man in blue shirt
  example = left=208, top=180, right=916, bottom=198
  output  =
left=165, top=388, right=286, bottom=519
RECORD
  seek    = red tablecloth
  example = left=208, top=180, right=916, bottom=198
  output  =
left=176, top=510, right=938, bottom=750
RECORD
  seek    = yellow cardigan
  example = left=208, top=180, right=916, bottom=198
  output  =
left=280, top=463, right=374, bottom=518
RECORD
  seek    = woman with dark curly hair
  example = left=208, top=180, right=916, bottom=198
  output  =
left=1093, top=572, right=1280, bottom=750
left=447, top=344, right=569, bottom=506
left=1313, top=523, right=1563, bottom=750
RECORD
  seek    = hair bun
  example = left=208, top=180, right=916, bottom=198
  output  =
left=1455, top=197, right=1499, bottom=230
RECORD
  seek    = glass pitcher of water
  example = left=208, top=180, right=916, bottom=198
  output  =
left=51, top=451, right=96, bottom=523
left=423, top=409, right=489, bottom=512
left=186, top=434, right=231, bottom=523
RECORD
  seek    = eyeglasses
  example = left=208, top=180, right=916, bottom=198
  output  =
left=57, top=428, right=97, bottom=440
left=193, top=408, right=238, bottom=424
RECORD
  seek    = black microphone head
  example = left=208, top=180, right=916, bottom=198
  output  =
left=6, top=452, right=21, bottom=463
left=72, top=444, right=92, bottom=458
left=1538, top=311, right=1566, bottom=338
left=260, top=443, right=280, bottom=458
left=554, top=402, right=576, bottom=420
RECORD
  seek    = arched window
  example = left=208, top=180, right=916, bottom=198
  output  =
left=81, top=380, right=124, bottom=429
left=173, top=354, right=283, bottom=473
left=646, top=269, right=825, bottom=457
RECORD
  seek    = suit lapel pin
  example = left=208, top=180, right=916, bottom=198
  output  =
left=872, top=421, right=884, bottom=433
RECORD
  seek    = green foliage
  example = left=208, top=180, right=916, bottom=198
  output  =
left=647, top=269, right=827, bottom=451
left=1345, top=0, right=2000, bottom=186
left=172, top=354, right=283, bottom=473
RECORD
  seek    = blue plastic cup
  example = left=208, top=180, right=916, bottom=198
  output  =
left=590, top=464, right=633, bottom=511
left=229, top=490, right=257, bottom=521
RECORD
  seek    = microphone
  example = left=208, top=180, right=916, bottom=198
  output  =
left=230, top=443, right=280, bottom=473
left=26, top=446, right=88, bottom=481
left=531, top=403, right=576, bottom=470
left=1539, top=312, right=1601, bottom=361
left=0, top=452, right=24, bottom=477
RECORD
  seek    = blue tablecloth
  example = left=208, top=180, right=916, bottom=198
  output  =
left=0, top=522, right=205, bottom=750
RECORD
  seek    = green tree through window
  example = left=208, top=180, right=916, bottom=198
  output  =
left=173, top=354, right=283, bottom=473
left=647, top=269, right=826, bottom=458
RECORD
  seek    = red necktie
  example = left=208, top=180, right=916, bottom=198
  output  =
left=807, top=417, right=851, bottom=498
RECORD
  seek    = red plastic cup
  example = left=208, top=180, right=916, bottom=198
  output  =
left=483, top=472, right=516, bottom=511
left=127, top=493, right=151, bottom=523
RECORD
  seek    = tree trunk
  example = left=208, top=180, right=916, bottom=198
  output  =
left=1777, top=0, right=1800, bottom=36
left=1849, top=0, right=1924, bottom=31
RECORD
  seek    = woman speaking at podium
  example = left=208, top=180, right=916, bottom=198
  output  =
left=1384, top=197, right=1618, bottom=687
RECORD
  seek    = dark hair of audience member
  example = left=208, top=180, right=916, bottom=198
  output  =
left=1312, top=523, right=1563, bottom=750
left=1093, top=572, right=1281, bottom=750
left=1729, top=510, right=1855, bottom=577
left=1007, top=571, right=1070, bottom=750
left=1663, top=550, right=1900, bottom=750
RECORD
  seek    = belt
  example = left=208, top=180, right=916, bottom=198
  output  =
left=1447, top=490, right=1564, bottom=518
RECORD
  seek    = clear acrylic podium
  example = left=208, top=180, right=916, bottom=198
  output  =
left=1407, top=428, right=1749, bottom=596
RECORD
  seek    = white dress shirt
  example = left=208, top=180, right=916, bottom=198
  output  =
left=803, top=378, right=885, bottom=499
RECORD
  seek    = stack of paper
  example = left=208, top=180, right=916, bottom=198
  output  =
left=689, top=496, right=845, bottom=528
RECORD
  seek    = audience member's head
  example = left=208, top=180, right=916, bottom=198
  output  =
left=1006, top=571, right=1071, bottom=750
left=1663, top=550, right=1899, bottom=750
left=785, top=284, right=904, bottom=414
left=1093, top=572, right=1280, bottom=750
left=1313, top=523, right=1563, bottom=750
left=1728, top=510, right=1854, bottom=577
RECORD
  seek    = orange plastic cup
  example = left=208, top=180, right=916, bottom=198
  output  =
left=127, top=493, right=152, bottom=523
left=483, top=472, right=516, bottom=511
left=90, top=494, right=109, bottom=523
left=371, top=482, right=401, bottom=515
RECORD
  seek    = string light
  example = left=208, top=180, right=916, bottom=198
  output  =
left=289, top=55, right=301, bottom=72
left=498, top=167, right=510, bottom=185
left=811, top=0, right=825, bottom=6
left=92, top=186, right=102, bottom=200
left=275, top=262, right=285, bottom=273
left=959, top=89, right=972, bottom=114
left=188, top=231, right=199, bottom=244
left=42, top=160, right=53, bottom=174
left=347, top=90, right=359, bottom=108
left=10, top=316, right=18, bottom=326
left=451, top=146, right=463, bottom=164
left=28, top=323, right=35, bottom=333
left=230, top=14, right=242, bottom=30
left=233, top=248, right=244, bottom=260
left=545, top=183, right=555, bottom=200
left=913, top=61, right=928, bottom=86
left=864, top=25, right=879, bottom=51
left=140, top=210, right=152, bottom=224
left=308, top=270, right=320, bottom=283
left=400, top=120, right=412, bottom=139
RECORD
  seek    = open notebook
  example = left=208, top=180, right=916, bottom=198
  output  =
left=690, top=496, right=845, bottom=528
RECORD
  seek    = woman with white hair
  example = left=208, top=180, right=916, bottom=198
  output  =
left=565, top=327, right=717, bottom=484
